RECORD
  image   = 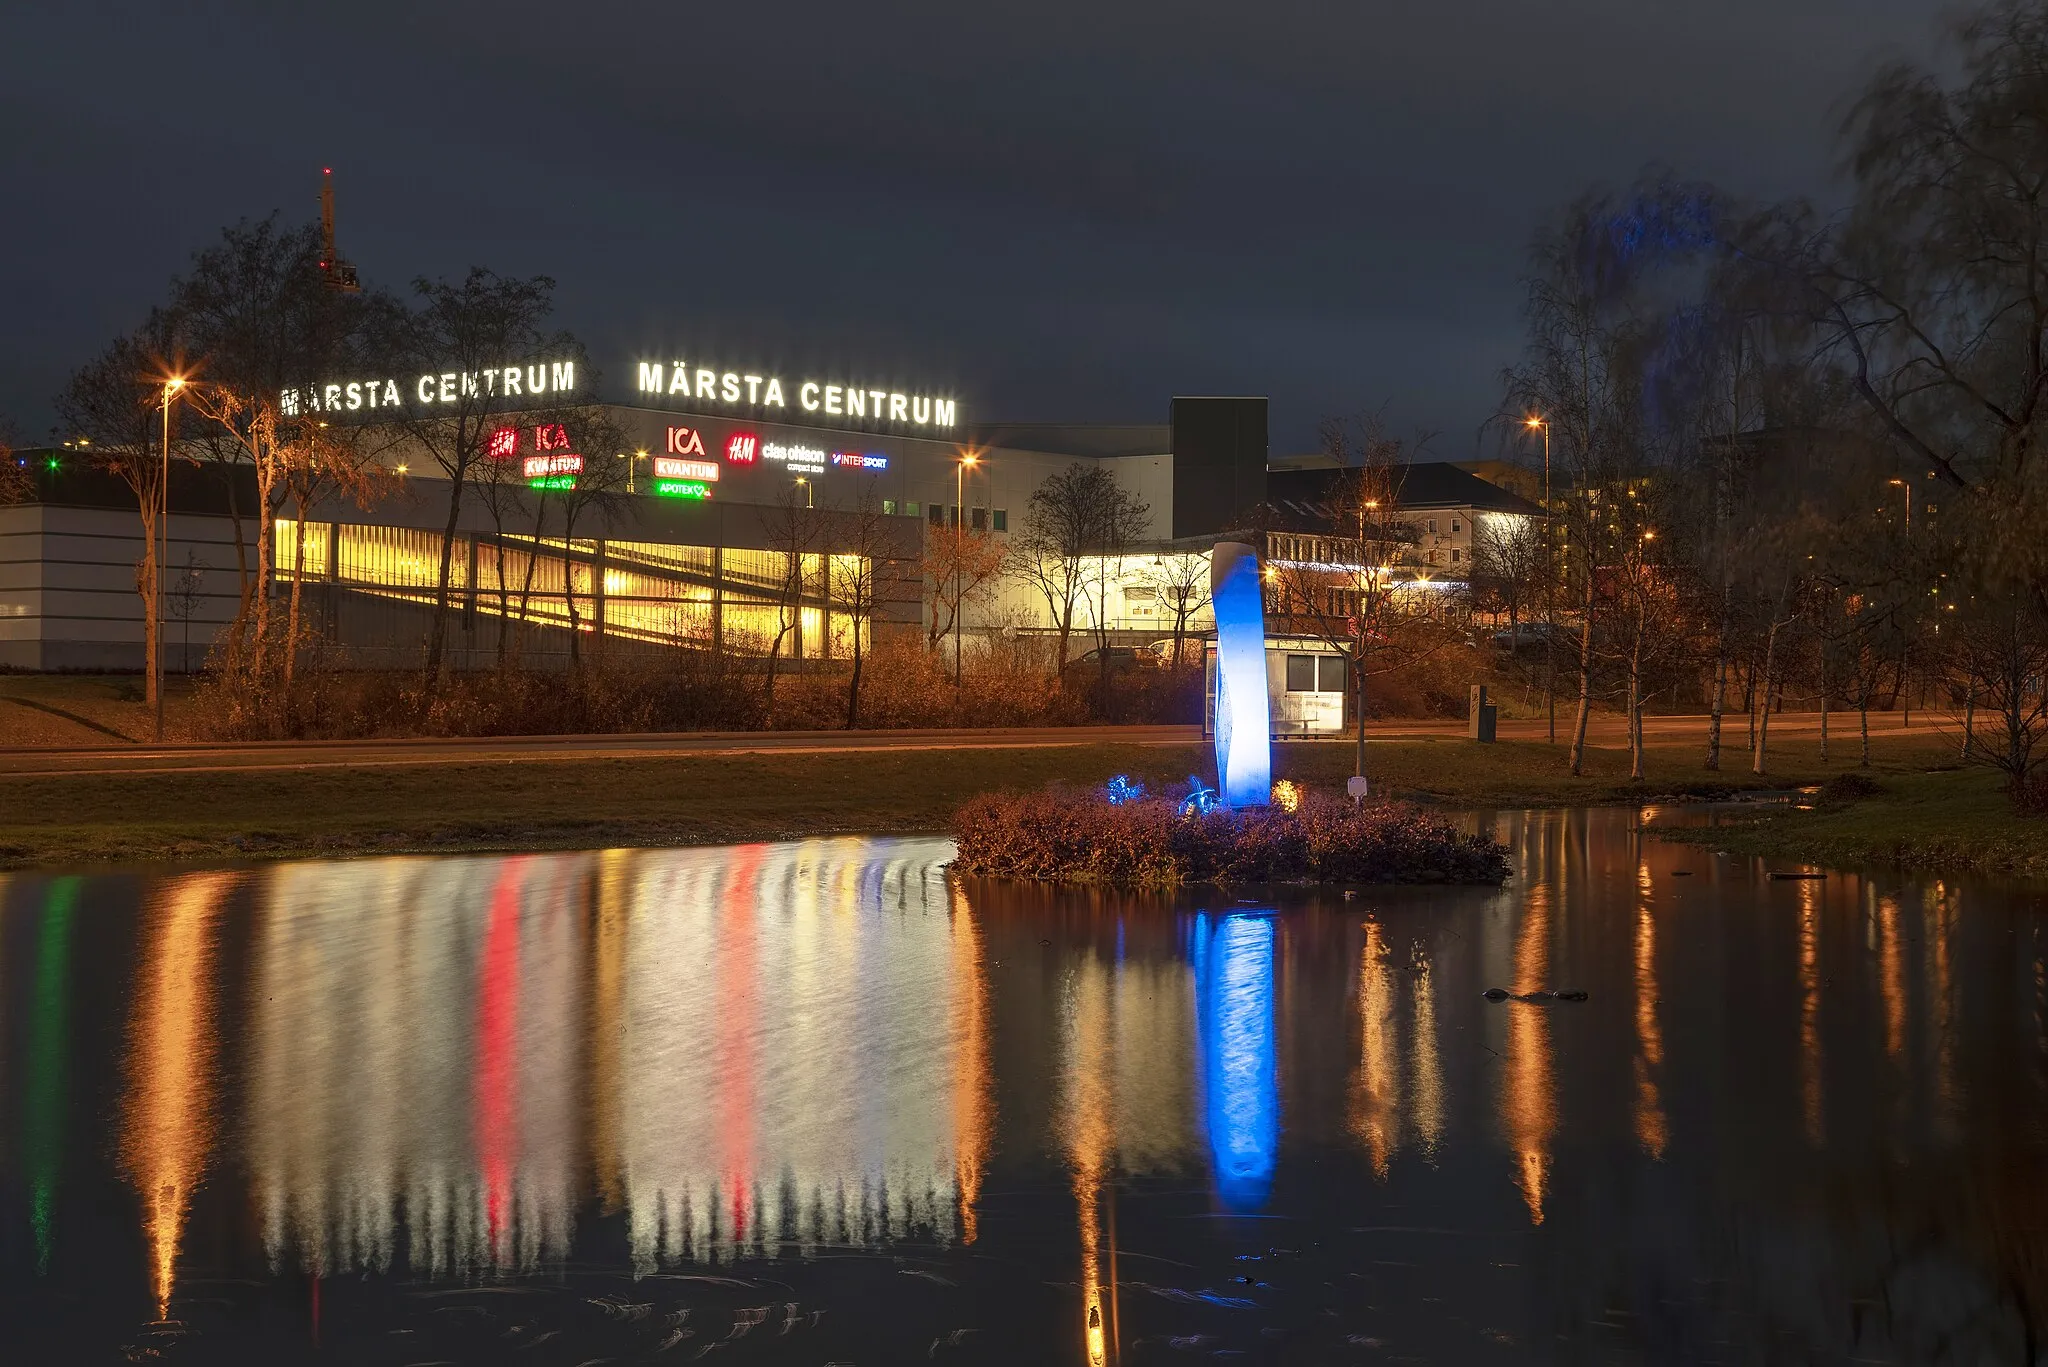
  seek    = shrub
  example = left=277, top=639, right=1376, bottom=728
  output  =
left=952, top=786, right=1511, bottom=888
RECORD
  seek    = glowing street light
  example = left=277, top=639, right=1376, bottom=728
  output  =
left=955, top=450, right=982, bottom=686
left=156, top=376, right=187, bottom=742
left=1887, top=476, right=1913, bottom=530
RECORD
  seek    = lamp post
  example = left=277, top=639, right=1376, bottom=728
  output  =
left=156, top=376, right=186, bottom=743
left=955, top=451, right=980, bottom=686
left=795, top=475, right=812, bottom=508
left=1525, top=415, right=1556, bottom=743
left=1887, top=476, right=1912, bottom=531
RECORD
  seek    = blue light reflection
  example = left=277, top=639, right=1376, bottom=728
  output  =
left=1194, top=912, right=1278, bottom=1212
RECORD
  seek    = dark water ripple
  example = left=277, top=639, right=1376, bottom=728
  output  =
left=0, top=810, right=2044, bottom=1364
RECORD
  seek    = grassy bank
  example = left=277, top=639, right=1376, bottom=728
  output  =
left=1, top=727, right=2019, bottom=873
left=1647, top=767, right=2048, bottom=879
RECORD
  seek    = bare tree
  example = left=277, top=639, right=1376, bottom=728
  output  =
left=0, top=431, right=29, bottom=506
left=545, top=406, right=632, bottom=668
left=57, top=324, right=185, bottom=709
left=1012, top=463, right=1149, bottom=675
left=830, top=479, right=897, bottom=727
left=757, top=480, right=822, bottom=709
left=923, top=524, right=1005, bottom=655
left=163, top=215, right=377, bottom=658
left=1467, top=514, right=1544, bottom=638
left=386, top=269, right=576, bottom=688
left=1263, top=416, right=1455, bottom=781
left=1136, top=550, right=1212, bottom=669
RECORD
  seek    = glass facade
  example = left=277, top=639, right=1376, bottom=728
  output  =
left=275, top=519, right=864, bottom=656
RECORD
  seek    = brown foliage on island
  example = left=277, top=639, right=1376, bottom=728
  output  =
left=952, top=787, right=1511, bottom=888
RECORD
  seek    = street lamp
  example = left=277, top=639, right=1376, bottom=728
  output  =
left=955, top=451, right=981, bottom=686
left=794, top=475, right=812, bottom=508
left=1524, top=414, right=1559, bottom=743
left=156, top=376, right=186, bottom=743
left=1887, top=477, right=1912, bottom=531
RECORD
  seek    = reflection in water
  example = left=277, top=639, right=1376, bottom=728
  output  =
left=121, top=873, right=236, bottom=1319
left=1410, top=948, right=1444, bottom=1160
left=1196, top=914, right=1278, bottom=1213
left=1925, top=883, right=1957, bottom=1140
left=8, top=812, right=2047, bottom=1363
left=1799, top=879, right=1825, bottom=1147
left=1503, top=882, right=1556, bottom=1225
left=1633, top=862, right=1667, bottom=1160
left=1062, top=931, right=1115, bottom=1366
left=27, top=877, right=80, bottom=1275
left=1351, top=921, right=1400, bottom=1177
left=240, top=839, right=990, bottom=1277
left=618, top=839, right=987, bottom=1269
left=947, top=881, right=992, bottom=1246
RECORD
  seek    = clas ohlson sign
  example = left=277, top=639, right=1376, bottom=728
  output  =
left=634, top=360, right=958, bottom=431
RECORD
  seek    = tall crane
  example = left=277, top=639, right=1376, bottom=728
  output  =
left=318, top=167, right=360, bottom=293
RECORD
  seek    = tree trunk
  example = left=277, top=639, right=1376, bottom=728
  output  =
left=1753, top=627, right=1781, bottom=777
left=1568, top=570, right=1596, bottom=777
left=1706, top=641, right=1727, bottom=772
left=222, top=464, right=251, bottom=665
left=253, top=466, right=279, bottom=677
left=286, top=492, right=308, bottom=689
left=1818, top=652, right=1829, bottom=764
left=562, top=515, right=583, bottom=669
left=846, top=621, right=864, bottom=729
left=1628, top=657, right=1644, bottom=781
left=1353, top=650, right=1368, bottom=781
left=1859, top=685, right=1872, bottom=768
left=140, top=489, right=161, bottom=709
left=424, top=463, right=467, bottom=687
left=1961, top=675, right=1976, bottom=760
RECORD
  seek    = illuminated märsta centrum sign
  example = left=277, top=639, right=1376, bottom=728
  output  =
left=277, top=352, right=959, bottom=432
left=634, top=360, right=958, bottom=431
left=282, top=361, right=580, bottom=416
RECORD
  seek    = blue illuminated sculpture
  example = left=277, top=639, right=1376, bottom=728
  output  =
left=1208, top=541, right=1271, bottom=808
left=1103, top=774, right=1146, bottom=805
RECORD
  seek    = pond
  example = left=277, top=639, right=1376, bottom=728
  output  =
left=1, top=810, right=2044, bottom=1364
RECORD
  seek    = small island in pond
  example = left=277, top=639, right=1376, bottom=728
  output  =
left=951, top=783, right=1511, bottom=889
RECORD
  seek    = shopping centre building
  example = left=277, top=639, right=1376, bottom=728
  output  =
left=0, top=348, right=1272, bottom=670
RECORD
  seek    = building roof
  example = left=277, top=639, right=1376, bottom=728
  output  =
left=967, top=423, right=1170, bottom=459
left=1261, top=462, right=1542, bottom=528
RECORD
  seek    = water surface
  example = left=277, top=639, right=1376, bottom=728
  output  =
left=2, top=811, right=2044, bottom=1363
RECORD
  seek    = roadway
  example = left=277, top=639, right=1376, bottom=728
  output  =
left=0, top=711, right=1944, bottom=779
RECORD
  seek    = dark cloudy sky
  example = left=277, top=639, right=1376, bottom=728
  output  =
left=4, top=0, right=1948, bottom=453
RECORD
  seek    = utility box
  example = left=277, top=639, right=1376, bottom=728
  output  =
left=1468, top=685, right=1497, bottom=743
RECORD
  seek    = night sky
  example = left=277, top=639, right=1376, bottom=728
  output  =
left=4, top=0, right=1943, bottom=454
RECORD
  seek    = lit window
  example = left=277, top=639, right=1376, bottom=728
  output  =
left=883, top=499, right=897, bottom=515
left=904, top=501, right=920, bottom=517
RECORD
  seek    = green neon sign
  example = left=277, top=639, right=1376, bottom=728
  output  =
left=527, top=475, right=577, bottom=491
left=653, top=480, right=711, bottom=499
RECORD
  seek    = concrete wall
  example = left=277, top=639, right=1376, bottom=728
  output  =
left=0, top=504, right=243, bottom=671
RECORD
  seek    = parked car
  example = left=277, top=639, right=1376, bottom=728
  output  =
left=1492, top=622, right=1573, bottom=655
left=1069, top=646, right=1150, bottom=672
left=1141, top=637, right=1201, bottom=668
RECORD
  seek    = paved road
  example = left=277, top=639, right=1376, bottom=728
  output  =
left=0, top=712, right=1950, bottom=779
